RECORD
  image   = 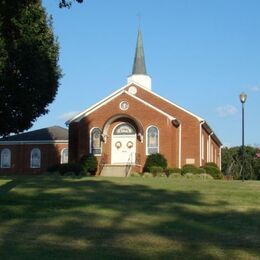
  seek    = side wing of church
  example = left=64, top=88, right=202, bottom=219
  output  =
left=67, top=30, right=222, bottom=175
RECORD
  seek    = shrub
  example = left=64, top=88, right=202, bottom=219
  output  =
left=48, top=163, right=82, bottom=175
left=202, top=165, right=223, bottom=179
left=130, top=172, right=142, bottom=177
left=80, top=154, right=98, bottom=175
left=184, top=173, right=194, bottom=179
left=204, top=162, right=219, bottom=168
left=166, top=167, right=182, bottom=176
left=142, top=172, right=153, bottom=178
left=168, top=172, right=182, bottom=178
left=199, top=173, right=214, bottom=180
left=144, top=153, right=167, bottom=172
left=149, top=166, right=163, bottom=177
left=181, top=164, right=205, bottom=175
left=47, top=164, right=60, bottom=173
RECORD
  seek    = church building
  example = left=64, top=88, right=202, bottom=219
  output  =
left=67, top=31, right=222, bottom=176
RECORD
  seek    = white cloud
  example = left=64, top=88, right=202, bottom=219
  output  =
left=251, top=85, right=260, bottom=92
left=216, top=105, right=238, bottom=118
left=59, top=111, right=80, bottom=121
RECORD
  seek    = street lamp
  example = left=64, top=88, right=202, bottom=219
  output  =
left=239, top=92, right=247, bottom=181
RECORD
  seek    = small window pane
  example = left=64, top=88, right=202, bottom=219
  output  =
left=31, top=148, right=41, bottom=168
left=114, top=123, right=136, bottom=135
left=61, top=148, right=68, bottom=164
left=91, top=128, right=101, bottom=155
left=1, top=149, right=11, bottom=168
left=147, top=126, right=159, bottom=154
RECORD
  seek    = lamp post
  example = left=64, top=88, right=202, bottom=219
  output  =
left=239, top=92, right=247, bottom=181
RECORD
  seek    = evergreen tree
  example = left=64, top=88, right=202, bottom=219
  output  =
left=0, top=0, right=61, bottom=136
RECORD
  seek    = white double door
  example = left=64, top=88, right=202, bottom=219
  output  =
left=111, top=135, right=136, bottom=164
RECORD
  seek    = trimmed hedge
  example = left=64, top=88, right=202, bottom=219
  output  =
left=144, top=153, right=167, bottom=172
left=204, top=162, right=219, bottom=168
left=166, top=167, right=182, bottom=176
left=202, top=165, right=223, bottom=179
left=181, top=164, right=205, bottom=175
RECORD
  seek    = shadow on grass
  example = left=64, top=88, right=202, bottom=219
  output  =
left=0, top=177, right=259, bottom=259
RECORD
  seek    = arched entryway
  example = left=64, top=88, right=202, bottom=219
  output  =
left=111, top=123, right=136, bottom=164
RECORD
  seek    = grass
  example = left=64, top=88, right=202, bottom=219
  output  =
left=0, top=176, right=259, bottom=259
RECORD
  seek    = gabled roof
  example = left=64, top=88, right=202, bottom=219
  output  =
left=67, top=82, right=204, bottom=124
left=68, top=89, right=178, bottom=124
left=0, top=126, right=68, bottom=143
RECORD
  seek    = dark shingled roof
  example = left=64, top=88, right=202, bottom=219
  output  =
left=0, top=126, right=68, bottom=142
left=132, top=30, right=147, bottom=75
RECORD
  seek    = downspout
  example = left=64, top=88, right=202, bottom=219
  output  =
left=199, top=121, right=205, bottom=166
left=219, top=145, right=222, bottom=170
left=178, top=124, right=182, bottom=168
left=208, top=132, right=213, bottom=162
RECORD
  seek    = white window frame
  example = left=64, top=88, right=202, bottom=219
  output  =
left=60, top=148, right=69, bottom=164
left=146, top=126, right=159, bottom=155
left=89, top=127, right=102, bottom=156
left=1, top=148, right=11, bottom=168
left=30, top=148, right=41, bottom=168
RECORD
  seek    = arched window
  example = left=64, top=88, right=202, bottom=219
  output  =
left=90, top=128, right=102, bottom=155
left=61, top=148, right=68, bottom=164
left=30, top=148, right=41, bottom=168
left=146, top=126, right=159, bottom=155
left=1, top=148, right=11, bottom=168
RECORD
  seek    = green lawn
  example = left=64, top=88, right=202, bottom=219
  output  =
left=0, top=176, right=259, bottom=259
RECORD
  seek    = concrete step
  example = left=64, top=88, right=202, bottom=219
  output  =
left=100, top=165, right=131, bottom=177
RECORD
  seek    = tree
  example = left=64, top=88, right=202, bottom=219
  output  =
left=0, top=0, right=61, bottom=136
left=59, top=0, right=84, bottom=8
left=222, top=146, right=259, bottom=180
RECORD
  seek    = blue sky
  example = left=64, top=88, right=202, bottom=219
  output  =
left=35, top=0, right=260, bottom=147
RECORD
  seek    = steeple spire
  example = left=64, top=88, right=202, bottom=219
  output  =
left=127, top=30, right=152, bottom=90
left=132, top=30, right=147, bottom=75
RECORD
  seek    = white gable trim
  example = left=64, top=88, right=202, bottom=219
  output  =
left=127, top=91, right=176, bottom=121
left=72, top=90, right=125, bottom=122
left=67, top=81, right=203, bottom=124
left=72, top=89, right=176, bottom=123
left=131, top=83, right=204, bottom=122
left=66, top=82, right=146, bottom=125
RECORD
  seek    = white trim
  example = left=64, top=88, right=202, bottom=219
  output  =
left=127, top=92, right=176, bottom=121
left=132, top=84, right=204, bottom=121
left=201, top=134, right=205, bottom=161
left=30, top=148, right=41, bottom=169
left=72, top=90, right=176, bottom=123
left=0, top=140, right=68, bottom=145
left=208, top=132, right=213, bottom=162
left=199, top=121, right=204, bottom=166
left=219, top=147, right=222, bottom=170
left=1, top=148, right=11, bottom=168
left=178, top=124, right=182, bottom=168
left=66, top=82, right=139, bottom=124
left=146, top=125, right=159, bottom=155
left=60, top=148, right=69, bottom=164
left=67, top=81, right=203, bottom=124
left=89, top=127, right=102, bottom=155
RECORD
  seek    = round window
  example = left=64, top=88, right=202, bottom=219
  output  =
left=119, top=101, right=129, bottom=111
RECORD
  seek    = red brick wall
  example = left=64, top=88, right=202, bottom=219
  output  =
left=0, top=143, right=68, bottom=175
left=68, top=85, right=222, bottom=171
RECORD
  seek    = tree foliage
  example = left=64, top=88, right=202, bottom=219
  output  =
left=0, top=0, right=61, bottom=136
left=222, top=146, right=260, bottom=180
left=59, top=0, right=84, bottom=8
